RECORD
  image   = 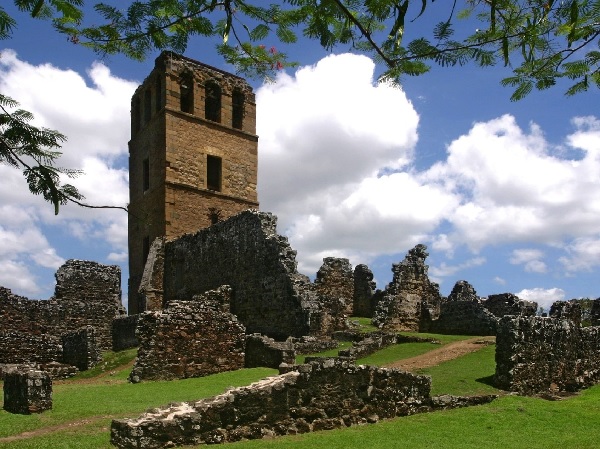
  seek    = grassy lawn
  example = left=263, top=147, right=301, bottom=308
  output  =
left=2, top=334, right=599, bottom=449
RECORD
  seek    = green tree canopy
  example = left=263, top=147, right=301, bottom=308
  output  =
left=1, top=0, right=599, bottom=211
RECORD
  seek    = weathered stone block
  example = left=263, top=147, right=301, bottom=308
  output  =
left=61, top=325, right=102, bottom=371
left=3, top=369, right=52, bottom=414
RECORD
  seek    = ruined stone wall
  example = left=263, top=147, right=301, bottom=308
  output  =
left=549, top=300, right=582, bottom=325
left=112, top=315, right=140, bottom=352
left=0, top=332, right=62, bottom=365
left=61, top=326, right=102, bottom=372
left=112, top=358, right=496, bottom=448
left=3, top=369, right=53, bottom=414
left=244, top=334, right=296, bottom=369
left=353, top=264, right=376, bottom=317
left=313, top=258, right=354, bottom=315
left=163, top=210, right=347, bottom=338
left=112, top=358, right=431, bottom=447
left=592, top=298, right=600, bottom=326
left=494, top=316, right=600, bottom=394
left=484, top=293, right=537, bottom=318
left=130, top=287, right=246, bottom=382
left=338, top=332, right=398, bottom=359
left=372, top=244, right=442, bottom=332
left=0, top=260, right=125, bottom=356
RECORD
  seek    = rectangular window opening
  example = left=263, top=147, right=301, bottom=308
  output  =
left=143, top=158, right=150, bottom=192
left=207, top=155, right=222, bottom=192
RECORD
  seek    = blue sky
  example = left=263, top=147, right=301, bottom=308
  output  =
left=0, top=3, right=599, bottom=311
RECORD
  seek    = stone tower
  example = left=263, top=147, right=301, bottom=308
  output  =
left=128, top=52, right=259, bottom=314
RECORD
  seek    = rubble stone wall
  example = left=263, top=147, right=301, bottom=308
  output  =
left=112, top=315, right=140, bottom=352
left=353, top=264, right=376, bottom=317
left=163, top=210, right=347, bottom=339
left=0, top=332, right=62, bottom=365
left=244, top=334, right=296, bottom=369
left=3, top=369, right=53, bottom=414
left=129, top=287, right=246, bottom=382
left=484, top=293, right=537, bottom=318
left=112, top=358, right=432, bottom=448
left=494, top=316, right=600, bottom=394
left=0, top=260, right=125, bottom=356
left=338, top=332, right=398, bottom=359
left=112, top=358, right=497, bottom=449
left=431, top=301, right=497, bottom=336
left=372, top=244, right=442, bottom=332
left=313, top=258, right=354, bottom=315
left=61, top=326, right=102, bottom=372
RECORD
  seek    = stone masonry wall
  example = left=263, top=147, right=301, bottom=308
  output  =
left=244, top=334, right=296, bottom=369
left=353, top=264, right=376, bottom=317
left=111, top=358, right=496, bottom=448
left=373, top=244, right=442, bottom=332
left=484, top=293, right=537, bottom=318
left=163, top=210, right=348, bottom=339
left=0, top=260, right=125, bottom=357
left=61, top=326, right=102, bottom=372
left=112, top=315, right=140, bottom=352
left=313, top=257, right=354, bottom=316
left=129, top=286, right=246, bottom=382
left=494, top=316, right=600, bottom=394
left=3, top=369, right=53, bottom=414
left=0, top=332, right=62, bottom=365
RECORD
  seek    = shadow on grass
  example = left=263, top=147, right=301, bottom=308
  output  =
left=475, top=374, right=496, bottom=388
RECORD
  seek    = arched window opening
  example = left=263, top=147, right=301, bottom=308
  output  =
left=180, top=72, right=194, bottom=114
left=155, top=77, right=162, bottom=112
left=205, top=81, right=221, bottom=123
left=144, top=89, right=152, bottom=123
left=232, top=88, right=244, bottom=129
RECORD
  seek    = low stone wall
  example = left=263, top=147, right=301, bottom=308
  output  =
left=3, top=369, right=52, bottom=414
left=338, top=332, right=398, bottom=359
left=61, top=326, right=102, bottom=372
left=112, top=315, right=139, bottom=352
left=112, top=358, right=496, bottom=448
left=291, top=336, right=339, bottom=354
left=129, top=287, right=246, bottom=382
left=495, top=316, right=600, bottom=394
left=244, top=334, right=296, bottom=369
left=1, top=363, right=78, bottom=381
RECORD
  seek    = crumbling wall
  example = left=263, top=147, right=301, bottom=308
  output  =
left=3, top=369, right=52, bottom=414
left=0, top=260, right=125, bottom=356
left=372, top=244, right=442, bottom=332
left=61, top=326, right=102, bottom=372
left=244, top=334, right=296, bottom=369
left=592, top=298, right=600, bottom=326
left=313, top=257, right=354, bottom=315
left=430, top=281, right=497, bottom=336
left=137, top=237, right=165, bottom=312
left=484, top=293, right=537, bottom=318
left=0, top=332, right=62, bottom=364
left=111, top=358, right=496, bottom=449
left=112, top=315, right=140, bottom=351
left=162, top=210, right=347, bottom=339
left=129, top=286, right=246, bottom=382
left=549, top=300, right=582, bottom=326
left=353, top=264, right=376, bottom=317
left=338, top=332, right=398, bottom=359
left=494, top=316, right=600, bottom=394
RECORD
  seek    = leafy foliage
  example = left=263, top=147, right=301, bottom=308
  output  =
left=0, top=93, right=84, bottom=214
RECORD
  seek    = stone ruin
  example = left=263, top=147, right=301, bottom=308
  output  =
left=156, top=210, right=348, bottom=339
left=0, top=260, right=125, bottom=373
left=495, top=315, right=600, bottom=394
left=313, top=257, right=354, bottom=315
left=129, top=286, right=246, bottom=383
left=3, top=369, right=52, bottom=414
left=372, top=244, right=442, bottom=331
left=353, top=264, right=376, bottom=317
left=111, top=357, right=496, bottom=448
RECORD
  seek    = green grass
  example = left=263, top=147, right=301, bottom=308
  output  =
left=71, top=348, right=138, bottom=380
left=348, top=317, right=378, bottom=333
left=2, top=336, right=599, bottom=449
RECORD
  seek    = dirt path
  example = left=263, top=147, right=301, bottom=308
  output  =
left=0, top=416, right=112, bottom=443
left=384, top=336, right=495, bottom=372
